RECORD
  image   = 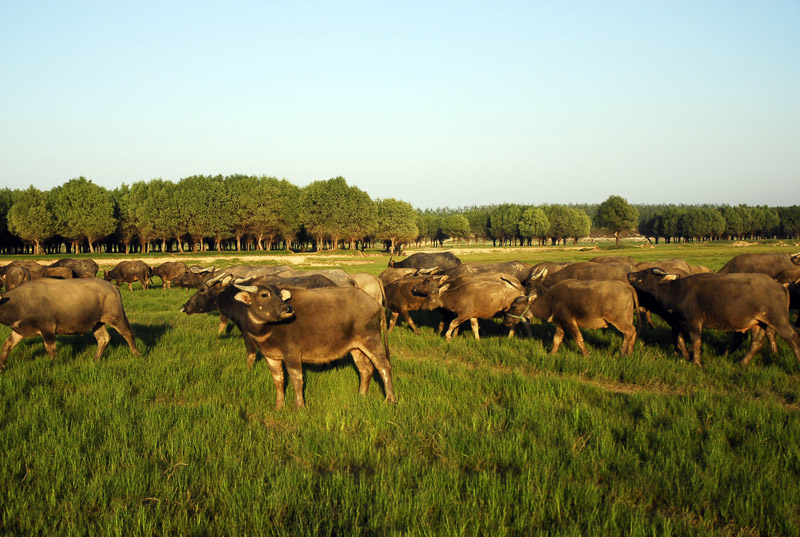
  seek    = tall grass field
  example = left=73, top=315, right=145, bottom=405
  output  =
left=2, top=242, right=800, bottom=536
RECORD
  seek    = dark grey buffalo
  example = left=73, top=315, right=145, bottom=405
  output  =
left=0, top=260, right=46, bottom=280
left=627, top=268, right=800, bottom=366
left=48, top=258, right=99, bottom=278
left=589, top=255, right=637, bottom=265
left=152, top=261, right=190, bottom=289
left=504, top=279, right=638, bottom=356
left=387, top=252, right=462, bottom=271
left=2, top=266, right=32, bottom=291
left=104, top=260, right=152, bottom=291
left=433, top=261, right=533, bottom=283
left=0, top=278, right=140, bottom=369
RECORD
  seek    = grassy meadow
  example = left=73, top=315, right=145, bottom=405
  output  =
left=1, top=241, right=800, bottom=536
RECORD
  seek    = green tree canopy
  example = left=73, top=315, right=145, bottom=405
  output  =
left=518, top=207, right=550, bottom=245
left=7, top=186, right=55, bottom=254
left=50, top=177, right=115, bottom=253
left=375, top=198, right=418, bottom=253
left=596, top=195, right=639, bottom=248
left=441, top=214, right=470, bottom=245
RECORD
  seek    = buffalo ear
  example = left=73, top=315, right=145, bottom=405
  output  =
left=280, top=289, right=292, bottom=301
left=439, top=283, right=451, bottom=294
left=234, top=291, right=253, bottom=305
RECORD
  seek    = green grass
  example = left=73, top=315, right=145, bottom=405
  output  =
left=2, top=242, right=800, bottom=535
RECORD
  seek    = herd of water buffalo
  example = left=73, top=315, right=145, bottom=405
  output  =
left=0, top=251, right=799, bottom=408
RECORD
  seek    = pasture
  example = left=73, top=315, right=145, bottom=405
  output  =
left=1, top=242, right=800, bottom=536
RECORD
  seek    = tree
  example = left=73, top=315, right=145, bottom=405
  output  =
left=489, top=204, right=522, bottom=246
left=464, top=206, right=491, bottom=245
left=342, top=184, right=377, bottom=250
left=596, top=195, right=639, bottom=248
left=441, top=214, right=470, bottom=245
left=176, top=175, right=229, bottom=252
left=50, top=177, right=116, bottom=253
left=518, top=207, right=550, bottom=245
left=7, top=186, right=56, bottom=254
left=226, top=174, right=260, bottom=251
left=112, top=184, right=138, bottom=253
left=543, top=205, right=573, bottom=245
left=299, top=177, right=352, bottom=250
left=375, top=198, right=418, bottom=254
left=568, top=209, right=592, bottom=244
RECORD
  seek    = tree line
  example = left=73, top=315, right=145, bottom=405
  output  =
left=1, top=175, right=799, bottom=255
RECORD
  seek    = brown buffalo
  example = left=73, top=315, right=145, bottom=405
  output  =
left=529, top=261, right=636, bottom=292
left=589, top=255, right=637, bottom=265
left=43, top=266, right=73, bottom=279
left=717, top=252, right=800, bottom=278
left=411, top=273, right=525, bottom=341
left=503, top=279, right=638, bottom=356
left=627, top=268, right=800, bottom=366
left=230, top=283, right=396, bottom=409
left=48, top=258, right=99, bottom=278
left=104, top=260, right=152, bottom=291
left=0, top=278, right=140, bottom=369
left=388, top=252, right=462, bottom=270
left=3, top=266, right=32, bottom=291
left=152, top=261, right=189, bottom=289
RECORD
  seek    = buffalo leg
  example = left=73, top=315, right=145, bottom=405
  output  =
left=127, top=282, right=134, bottom=292
left=264, top=357, right=286, bottom=410
left=400, top=310, right=420, bottom=335
left=106, top=319, right=140, bottom=356
left=388, top=312, right=400, bottom=332
left=611, top=320, right=637, bottom=357
left=93, top=325, right=111, bottom=360
left=283, top=356, right=306, bottom=409
left=0, top=331, right=24, bottom=370
left=41, top=332, right=57, bottom=357
left=551, top=325, right=565, bottom=354
left=358, top=345, right=397, bottom=405
left=469, top=318, right=480, bottom=341
left=444, top=317, right=467, bottom=342
left=740, top=326, right=767, bottom=366
left=351, top=350, right=375, bottom=395
left=218, top=314, right=229, bottom=335
left=564, top=320, right=588, bottom=356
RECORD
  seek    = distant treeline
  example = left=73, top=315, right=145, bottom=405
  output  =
left=1, top=175, right=799, bottom=255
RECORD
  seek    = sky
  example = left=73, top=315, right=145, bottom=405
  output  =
left=1, top=1, right=799, bottom=209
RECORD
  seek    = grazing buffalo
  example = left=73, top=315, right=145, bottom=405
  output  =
left=636, top=259, right=694, bottom=276
left=411, top=273, right=525, bottom=341
left=383, top=273, right=436, bottom=334
left=171, top=266, right=215, bottom=288
left=152, top=261, right=189, bottom=289
left=0, top=278, right=140, bottom=369
left=627, top=268, right=800, bottom=366
left=589, top=255, right=637, bottom=265
left=104, top=260, right=152, bottom=291
left=503, top=279, right=638, bottom=356
left=43, top=266, right=73, bottom=279
left=717, top=252, right=800, bottom=278
left=388, top=252, right=462, bottom=271
left=1, top=260, right=46, bottom=280
left=191, top=282, right=397, bottom=409
left=3, top=266, right=32, bottom=291
left=48, top=258, right=99, bottom=278
left=529, top=261, right=636, bottom=292
left=434, top=261, right=533, bottom=283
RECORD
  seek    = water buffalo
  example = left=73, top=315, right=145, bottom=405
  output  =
left=0, top=278, right=140, bottom=369
left=43, top=266, right=73, bottom=279
left=181, top=273, right=338, bottom=338
left=383, top=273, right=436, bottom=335
left=503, top=279, right=639, bottom=356
left=529, top=261, right=637, bottom=292
left=3, top=266, right=31, bottom=291
left=717, top=252, right=800, bottom=278
left=171, top=266, right=215, bottom=288
left=411, top=273, right=525, bottom=341
left=104, top=260, right=152, bottom=291
left=627, top=268, right=800, bottom=366
left=152, top=261, right=189, bottom=289
left=589, top=255, right=637, bottom=265
left=48, top=258, right=99, bottom=278
left=221, top=283, right=397, bottom=409
left=433, top=261, right=533, bottom=283
left=1, top=260, right=46, bottom=280
left=388, top=252, right=462, bottom=271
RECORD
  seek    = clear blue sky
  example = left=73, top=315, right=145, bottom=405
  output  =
left=2, top=1, right=798, bottom=209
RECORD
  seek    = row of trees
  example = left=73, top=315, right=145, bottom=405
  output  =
left=2, top=175, right=799, bottom=255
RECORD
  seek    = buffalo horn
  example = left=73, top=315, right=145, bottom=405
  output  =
left=233, top=283, right=258, bottom=293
